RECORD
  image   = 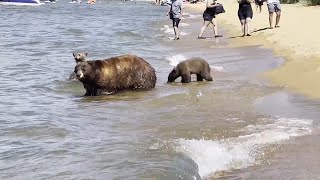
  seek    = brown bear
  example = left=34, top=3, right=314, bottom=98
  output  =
left=74, top=54, right=157, bottom=96
left=167, top=57, right=213, bottom=83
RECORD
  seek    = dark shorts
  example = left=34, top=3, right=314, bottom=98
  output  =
left=203, top=13, right=215, bottom=21
left=238, top=7, right=253, bottom=20
left=172, top=18, right=180, bottom=27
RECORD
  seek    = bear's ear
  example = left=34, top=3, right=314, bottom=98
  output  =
left=85, top=53, right=88, bottom=57
left=73, top=53, right=76, bottom=58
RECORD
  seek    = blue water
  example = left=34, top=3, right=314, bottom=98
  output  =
left=1, top=1, right=320, bottom=180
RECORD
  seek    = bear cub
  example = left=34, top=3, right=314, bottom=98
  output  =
left=69, top=52, right=88, bottom=80
left=167, top=57, right=213, bottom=83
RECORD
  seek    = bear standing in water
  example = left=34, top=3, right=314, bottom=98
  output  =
left=167, top=57, right=213, bottom=83
left=74, top=54, right=157, bottom=96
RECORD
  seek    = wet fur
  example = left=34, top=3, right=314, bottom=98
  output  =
left=74, top=54, right=157, bottom=96
left=167, top=57, right=213, bottom=83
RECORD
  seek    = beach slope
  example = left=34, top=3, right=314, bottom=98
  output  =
left=184, top=1, right=320, bottom=98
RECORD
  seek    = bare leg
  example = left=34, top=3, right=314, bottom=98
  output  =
left=173, top=26, right=179, bottom=39
left=172, top=19, right=180, bottom=39
left=259, top=5, right=262, bottom=13
left=245, top=17, right=251, bottom=36
left=275, top=11, right=281, bottom=27
left=198, top=21, right=210, bottom=37
left=240, top=19, right=245, bottom=36
left=212, top=18, right=218, bottom=37
left=269, top=12, right=274, bottom=28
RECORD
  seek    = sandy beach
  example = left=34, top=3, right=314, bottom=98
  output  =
left=184, top=1, right=320, bottom=98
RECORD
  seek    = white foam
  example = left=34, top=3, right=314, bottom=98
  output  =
left=160, top=25, right=174, bottom=35
left=179, top=23, right=190, bottom=27
left=187, top=14, right=202, bottom=19
left=196, top=90, right=203, bottom=98
left=210, top=65, right=224, bottom=72
left=161, top=25, right=190, bottom=36
left=180, top=32, right=190, bottom=36
left=182, top=12, right=190, bottom=16
left=166, top=54, right=187, bottom=67
left=175, top=117, right=313, bottom=178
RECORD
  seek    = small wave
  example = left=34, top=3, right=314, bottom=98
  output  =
left=179, top=23, right=190, bottom=27
left=210, top=65, right=224, bottom=72
left=186, top=14, right=202, bottom=19
left=174, top=117, right=313, bottom=178
left=180, top=32, right=190, bottom=36
left=182, top=12, right=190, bottom=16
left=160, top=25, right=189, bottom=36
left=160, top=25, right=173, bottom=35
left=166, top=54, right=187, bottom=67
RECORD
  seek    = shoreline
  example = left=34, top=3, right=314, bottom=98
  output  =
left=183, top=1, right=320, bottom=99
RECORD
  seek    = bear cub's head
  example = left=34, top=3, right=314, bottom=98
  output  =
left=167, top=68, right=179, bottom=83
left=73, top=52, right=88, bottom=64
left=74, top=62, right=94, bottom=81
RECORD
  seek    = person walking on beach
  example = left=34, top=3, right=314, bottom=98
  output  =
left=267, top=0, right=281, bottom=28
left=237, top=0, right=253, bottom=37
left=167, top=0, right=183, bottom=40
left=198, top=0, right=223, bottom=39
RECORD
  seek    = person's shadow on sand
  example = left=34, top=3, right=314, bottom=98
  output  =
left=227, top=27, right=271, bottom=39
left=252, top=27, right=270, bottom=33
left=228, top=35, right=244, bottom=39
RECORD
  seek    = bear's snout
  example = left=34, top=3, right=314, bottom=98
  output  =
left=76, top=70, right=84, bottom=79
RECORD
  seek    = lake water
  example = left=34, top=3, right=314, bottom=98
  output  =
left=1, top=1, right=320, bottom=180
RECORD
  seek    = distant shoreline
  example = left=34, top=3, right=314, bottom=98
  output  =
left=184, top=1, right=320, bottom=99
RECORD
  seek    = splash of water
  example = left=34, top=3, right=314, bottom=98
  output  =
left=210, top=65, right=224, bottom=72
left=196, top=90, right=202, bottom=99
left=175, top=117, right=313, bottom=178
left=161, top=25, right=190, bottom=36
left=166, top=54, right=187, bottom=67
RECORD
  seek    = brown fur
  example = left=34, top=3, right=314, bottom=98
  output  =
left=167, top=57, right=213, bottom=83
left=74, top=54, right=157, bottom=96
left=73, top=52, right=88, bottom=63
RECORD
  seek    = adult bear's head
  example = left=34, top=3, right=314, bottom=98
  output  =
left=74, top=61, right=95, bottom=82
left=167, top=67, right=179, bottom=83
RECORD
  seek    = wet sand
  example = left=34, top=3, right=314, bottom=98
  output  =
left=183, top=2, right=320, bottom=99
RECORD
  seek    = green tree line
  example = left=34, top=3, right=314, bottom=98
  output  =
left=280, top=0, right=320, bottom=5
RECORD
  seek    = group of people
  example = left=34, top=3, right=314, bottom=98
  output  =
left=166, top=0, right=223, bottom=40
left=166, top=0, right=281, bottom=40
left=87, top=0, right=96, bottom=4
left=238, top=0, right=281, bottom=36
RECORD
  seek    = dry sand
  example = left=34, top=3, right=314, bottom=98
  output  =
left=183, top=1, right=320, bottom=99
